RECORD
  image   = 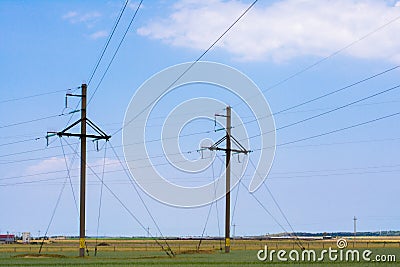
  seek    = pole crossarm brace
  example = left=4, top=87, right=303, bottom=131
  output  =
left=47, top=118, right=111, bottom=141
left=202, top=134, right=250, bottom=155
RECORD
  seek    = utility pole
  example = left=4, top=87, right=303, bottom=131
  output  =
left=203, top=106, right=249, bottom=253
left=225, top=106, right=231, bottom=253
left=79, top=84, right=87, bottom=257
left=47, top=84, right=110, bottom=257
left=353, top=216, right=357, bottom=248
left=232, top=224, right=237, bottom=238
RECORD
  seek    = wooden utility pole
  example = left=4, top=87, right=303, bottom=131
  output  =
left=225, top=106, right=231, bottom=253
left=47, top=84, right=110, bottom=257
left=203, top=106, right=249, bottom=253
left=79, top=84, right=87, bottom=257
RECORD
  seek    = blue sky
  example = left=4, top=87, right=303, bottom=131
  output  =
left=1, top=0, right=400, bottom=238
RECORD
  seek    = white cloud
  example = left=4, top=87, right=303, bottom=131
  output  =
left=26, top=157, right=67, bottom=175
left=62, top=11, right=78, bottom=20
left=89, top=30, right=108, bottom=40
left=62, top=10, right=102, bottom=26
left=128, top=1, right=144, bottom=10
left=24, top=157, right=121, bottom=180
left=137, top=0, right=400, bottom=62
left=88, top=158, right=121, bottom=173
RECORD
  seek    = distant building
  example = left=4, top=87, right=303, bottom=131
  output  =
left=22, top=232, right=31, bottom=244
left=0, top=234, right=15, bottom=244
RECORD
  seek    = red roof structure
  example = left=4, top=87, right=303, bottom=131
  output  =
left=0, top=234, right=15, bottom=238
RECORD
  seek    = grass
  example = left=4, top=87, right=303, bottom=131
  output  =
left=0, top=238, right=399, bottom=266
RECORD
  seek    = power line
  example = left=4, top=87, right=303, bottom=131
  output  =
left=59, top=138, right=79, bottom=215
left=2, top=91, right=392, bottom=145
left=2, top=62, right=391, bottom=148
left=269, top=163, right=400, bottom=176
left=0, top=106, right=219, bottom=144
left=108, top=141, right=175, bottom=256
left=233, top=65, right=399, bottom=129
left=2, top=126, right=398, bottom=161
left=3, top=168, right=399, bottom=186
left=197, top=193, right=215, bottom=251
left=232, top=147, right=303, bottom=248
left=3, top=64, right=395, bottom=150
left=0, top=142, right=80, bottom=158
left=62, top=138, right=174, bottom=257
left=112, top=0, right=258, bottom=137
left=0, top=141, right=191, bottom=165
left=59, top=2, right=142, bottom=156
left=87, top=0, right=144, bottom=106
left=0, top=132, right=47, bottom=139
left=38, top=166, right=70, bottom=254
left=2, top=94, right=399, bottom=185
left=263, top=168, right=400, bottom=181
left=0, top=136, right=44, bottom=147
left=1, top=156, right=397, bottom=183
left=0, top=153, right=73, bottom=165
left=42, top=65, right=399, bottom=138
left=3, top=3, right=398, bottom=154
left=0, top=170, right=67, bottom=182
left=87, top=0, right=129, bottom=85
left=0, top=148, right=107, bottom=165
left=231, top=13, right=400, bottom=107
left=2, top=105, right=399, bottom=166
left=248, top=183, right=304, bottom=249
left=278, top=136, right=400, bottom=150
left=92, top=67, right=400, bottom=149
left=249, top=158, right=304, bottom=249
left=245, top=83, right=400, bottom=140
left=3, top=155, right=400, bottom=186
left=0, top=87, right=78, bottom=104
left=253, top=111, right=400, bottom=151
left=1, top=105, right=398, bottom=167
left=0, top=177, right=67, bottom=186
left=197, top=155, right=224, bottom=251
left=0, top=127, right=212, bottom=164
left=0, top=125, right=210, bottom=160
left=62, top=1, right=132, bottom=141
left=3, top=167, right=400, bottom=187
left=230, top=174, right=241, bottom=227
left=0, top=113, right=69, bottom=129
left=74, top=94, right=400, bottom=133
left=212, top=156, right=223, bottom=250
left=0, top=92, right=399, bottom=155
left=95, top=141, right=107, bottom=256
left=214, top=155, right=304, bottom=249
left=2, top=90, right=395, bottom=153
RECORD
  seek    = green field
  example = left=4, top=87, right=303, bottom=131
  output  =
left=0, top=238, right=399, bottom=266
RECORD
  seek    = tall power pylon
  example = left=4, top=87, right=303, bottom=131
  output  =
left=203, top=106, right=249, bottom=253
left=47, top=84, right=110, bottom=257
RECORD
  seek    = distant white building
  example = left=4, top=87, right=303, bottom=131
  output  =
left=22, top=232, right=31, bottom=244
left=0, top=234, right=15, bottom=244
